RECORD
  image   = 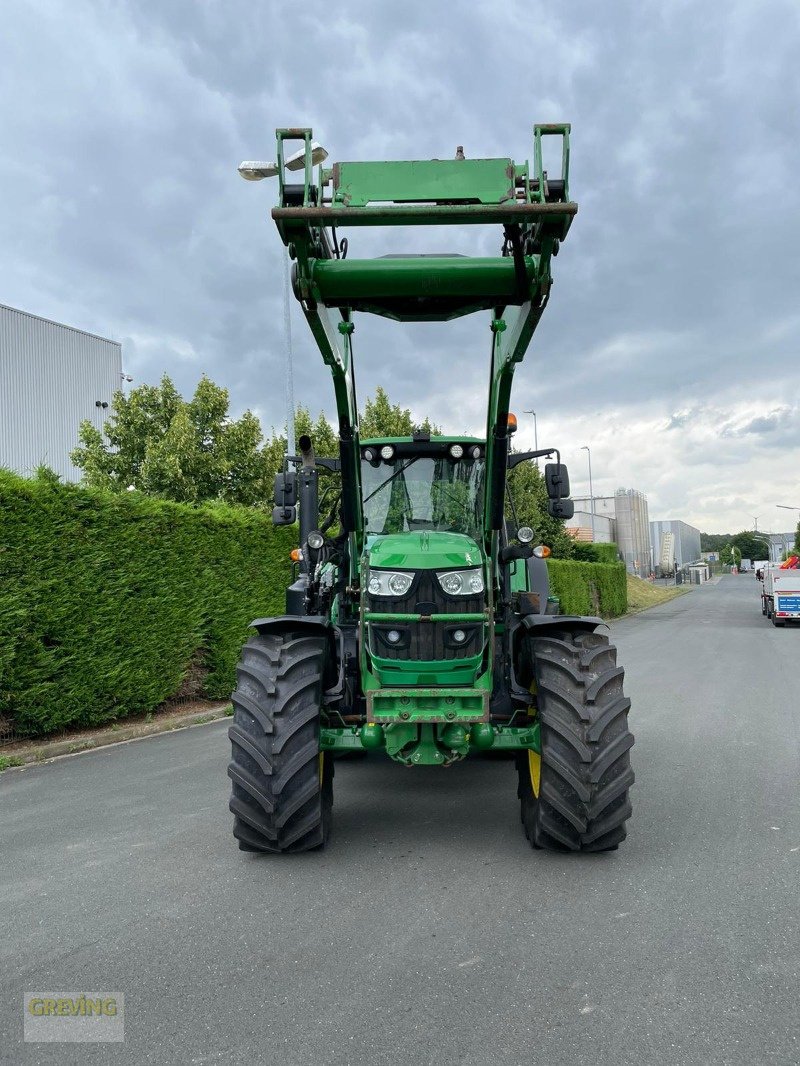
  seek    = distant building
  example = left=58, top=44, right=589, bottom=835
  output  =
left=757, top=532, right=798, bottom=563
left=565, top=509, right=615, bottom=544
left=0, top=304, right=121, bottom=482
left=650, top=520, right=702, bottom=572
left=570, top=488, right=653, bottom=575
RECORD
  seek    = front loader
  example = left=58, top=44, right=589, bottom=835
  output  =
left=228, top=126, right=634, bottom=853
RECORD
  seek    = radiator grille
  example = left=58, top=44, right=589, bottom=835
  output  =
left=368, top=571, right=484, bottom=661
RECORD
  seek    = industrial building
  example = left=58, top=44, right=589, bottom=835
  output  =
left=566, top=510, right=615, bottom=543
left=569, top=488, right=653, bottom=575
left=0, top=304, right=121, bottom=482
left=650, top=519, right=702, bottom=573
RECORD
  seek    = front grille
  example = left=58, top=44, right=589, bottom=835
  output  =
left=368, top=570, right=484, bottom=661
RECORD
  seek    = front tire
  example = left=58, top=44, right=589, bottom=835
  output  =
left=228, top=632, right=332, bottom=853
left=517, top=628, right=634, bottom=852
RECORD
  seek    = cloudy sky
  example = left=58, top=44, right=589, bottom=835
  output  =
left=2, top=0, right=799, bottom=534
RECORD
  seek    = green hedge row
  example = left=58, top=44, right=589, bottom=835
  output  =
left=547, top=558, right=628, bottom=617
left=570, top=542, right=621, bottom=566
left=0, top=472, right=294, bottom=738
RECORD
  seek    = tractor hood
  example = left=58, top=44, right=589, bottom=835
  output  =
left=366, top=531, right=484, bottom=571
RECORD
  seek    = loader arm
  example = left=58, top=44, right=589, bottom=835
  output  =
left=269, top=125, right=575, bottom=557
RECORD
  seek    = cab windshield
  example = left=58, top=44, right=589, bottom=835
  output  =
left=361, top=454, right=485, bottom=538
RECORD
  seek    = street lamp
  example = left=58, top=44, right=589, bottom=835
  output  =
left=522, top=410, right=538, bottom=465
left=751, top=534, right=774, bottom=564
left=581, top=445, right=595, bottom=542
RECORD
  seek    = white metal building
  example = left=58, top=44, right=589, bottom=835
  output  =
left=650, top=519, right=702, bottom=572
left=565, top=510, right=615, bottom=543
left=0, top=304, right=121, bottom=482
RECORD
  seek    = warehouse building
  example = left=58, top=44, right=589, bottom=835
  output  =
left=0, top=304, right=121, bottom=482
left=650, top=519, right=702, bottom=573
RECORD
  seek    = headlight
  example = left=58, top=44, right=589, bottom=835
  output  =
left=437, top=568, right=485, bottom=596
left=367, top=570, right=414, bottom=597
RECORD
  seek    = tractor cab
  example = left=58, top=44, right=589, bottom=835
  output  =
left=360, top=436, right=485, bottom=539
left=360, top=436, right=489, bottom=700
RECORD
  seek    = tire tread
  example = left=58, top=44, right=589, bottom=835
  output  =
left=227, top=633, right=332, bottom=853
left=518, top=629, right=634, bottom=853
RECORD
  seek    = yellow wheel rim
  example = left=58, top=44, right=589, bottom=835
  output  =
left=527, top=677, right=541, bottom=797
left=528, top=749, right=541, bottom=798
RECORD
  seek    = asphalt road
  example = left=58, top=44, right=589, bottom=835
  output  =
left=2, top=575, right=798, bottom=1065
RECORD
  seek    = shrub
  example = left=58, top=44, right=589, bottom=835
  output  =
left=546, top=558, right=628, bottom=617
left=0, top=471, right=295, bottom=737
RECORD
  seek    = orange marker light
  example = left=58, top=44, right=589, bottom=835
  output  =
left=507, top=412, right=518, bottom=433
left=290, top=548, right=303, bottom=562
left=533, top=544, right=551, bottom=558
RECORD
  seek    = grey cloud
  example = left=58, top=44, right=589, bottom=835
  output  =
left=2, top=0, right=800, bottom=509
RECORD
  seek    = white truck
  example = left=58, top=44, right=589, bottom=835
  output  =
left=760, top=566, right=800, bottom=627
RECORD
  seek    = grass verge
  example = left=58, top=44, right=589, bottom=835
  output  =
left=625, top=574, right=691, bottom=614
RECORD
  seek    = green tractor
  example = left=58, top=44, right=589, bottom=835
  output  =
left=229, top=126, right=634, bottom=853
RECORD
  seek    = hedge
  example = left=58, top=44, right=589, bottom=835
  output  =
left=0, top=471, right=630, bottom=738
left=570, top=542, right=621, bottom=566
left=547, top=558, right=628, bottom=617
left=0, top=472, right=294, bottom=738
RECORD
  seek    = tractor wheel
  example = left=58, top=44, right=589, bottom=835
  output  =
left=517, top=628, right=634, bottom=852
left=228, top=632, right=333, bottom=853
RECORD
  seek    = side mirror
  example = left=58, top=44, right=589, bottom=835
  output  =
left=545, top=463, right=570, bottom=499
left=547, top=498, right=574, bottom=519
left=273, top=471, right=297, bottom=508
left=272, top=505, right=297, bottom=526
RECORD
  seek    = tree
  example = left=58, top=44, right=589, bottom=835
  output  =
left=507, top=458, right=574, bottom=559
left=719, top=544, right=742, bottom=568
left=731, top=530, right=771, bottom=561
left=359, top=387, right=440, bottom=438
left=71, top=375, right=272, bottom=506
left=71, top=378, right=439, bottom=509
left=701, top=532, right=734, bottom=552
left=70, top=375, right=570, bottom=556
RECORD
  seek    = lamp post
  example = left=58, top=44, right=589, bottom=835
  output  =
left=751, top=534, right=773, bottom=564
left=581, top=445, right=595, bottom=542
left=522, top=409, right=538, bottom=460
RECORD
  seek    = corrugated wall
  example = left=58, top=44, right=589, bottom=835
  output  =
left=0, top=304, right=121, bottom=482
left=614, top=489, right=653, bottom=575
left=650, top=519, right=702, bottom=568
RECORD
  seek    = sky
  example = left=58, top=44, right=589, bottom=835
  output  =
left=1, top=0, right=799, bottom=534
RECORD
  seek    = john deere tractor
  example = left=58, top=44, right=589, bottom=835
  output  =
left=229, top=126, right=634, bottom=853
